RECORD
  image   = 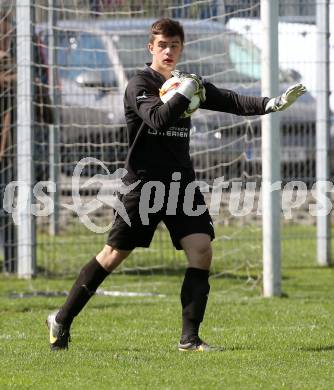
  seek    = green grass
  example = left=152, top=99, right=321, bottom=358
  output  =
left=36, top=221, right=265, bottom=276
left=1, top=225, right=334, bottom=389
left=35, top=220, right=319, bottom=276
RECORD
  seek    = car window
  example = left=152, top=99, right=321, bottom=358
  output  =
left=228, top=37, right=261, bottom=80
left=56, top=32, right=116, bottom=85
left=180, top=33, right=261, bottom=85
left=111, top=34, right=149, bottom=79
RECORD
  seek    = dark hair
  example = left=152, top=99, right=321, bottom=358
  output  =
left=149, top=18, right=184, bottom=45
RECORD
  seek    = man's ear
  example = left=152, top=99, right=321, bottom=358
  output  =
left=148, top=43, right=153, bottom=54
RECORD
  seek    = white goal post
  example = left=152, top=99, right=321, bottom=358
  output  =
left=260, top=0, right=281, bottom=296
left=16, top=0, right=35, bottom=278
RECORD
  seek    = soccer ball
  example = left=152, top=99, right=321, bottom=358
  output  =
left=159, top=76, right=201, bottom=118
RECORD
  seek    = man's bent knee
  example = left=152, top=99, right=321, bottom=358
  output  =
left=96, top=245, right=132, bottom=272
left=180, top=234, right=212, bottom=270
left=188, top=246, right=212, bottom=270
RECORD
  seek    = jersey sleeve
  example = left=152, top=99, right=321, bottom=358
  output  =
left=200, top=81, right=270, bottom=116
left=124, top=75, right=190, bottom=131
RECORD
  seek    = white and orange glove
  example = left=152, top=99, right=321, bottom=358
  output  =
left=171, top=70, right=206, bottom=103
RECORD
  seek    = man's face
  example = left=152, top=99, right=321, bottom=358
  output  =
left=148, top=34, right=183, bottom=75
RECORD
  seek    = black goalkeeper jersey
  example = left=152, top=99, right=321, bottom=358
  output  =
left=123, top=64, right=270, bottom=184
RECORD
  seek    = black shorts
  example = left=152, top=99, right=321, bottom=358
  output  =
left=107, top=186, right=215, bottom=250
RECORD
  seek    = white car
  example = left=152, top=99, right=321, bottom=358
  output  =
left=226, top=14, right=334, bottom=114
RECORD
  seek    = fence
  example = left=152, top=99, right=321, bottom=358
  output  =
left=0, top=0, right=332, bottom=294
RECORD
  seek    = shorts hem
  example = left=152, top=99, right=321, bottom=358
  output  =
left=106, top=240, right=151, bottom=251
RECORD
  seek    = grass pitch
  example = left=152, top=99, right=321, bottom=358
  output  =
left=1, top=227, right=334, bottom=389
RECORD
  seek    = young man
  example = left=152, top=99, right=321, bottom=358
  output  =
left=47, top=18, right=306, bottom=351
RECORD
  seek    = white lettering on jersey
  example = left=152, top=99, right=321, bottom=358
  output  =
left=147, top=126, right=189, bottom=138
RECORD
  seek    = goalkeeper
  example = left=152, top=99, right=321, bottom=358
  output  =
left=47, top=18, right=306, bottom=352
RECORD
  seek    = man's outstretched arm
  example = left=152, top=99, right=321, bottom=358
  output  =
left=200, top=81, right=307, bottom=116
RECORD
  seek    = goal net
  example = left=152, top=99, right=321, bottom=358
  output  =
left=1, top=0, right=318, bottom=295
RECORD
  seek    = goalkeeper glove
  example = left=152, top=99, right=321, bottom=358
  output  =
left=265, top=83, right=307, bottom=113
left=171, top=70, right=206, bottom=103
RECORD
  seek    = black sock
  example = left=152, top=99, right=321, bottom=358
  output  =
left=180, top=267, right=210, bottom=342
left=56, top=257, right=110, bottom=327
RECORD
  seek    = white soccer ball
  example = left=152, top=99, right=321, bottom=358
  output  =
left=159, top=76, right=201, bottom=118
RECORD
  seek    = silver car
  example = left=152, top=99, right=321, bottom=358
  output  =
left=37, top=18, right=315, bottom=183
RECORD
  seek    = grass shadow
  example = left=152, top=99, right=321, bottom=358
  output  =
left=300, top=345, right=334, bottom=352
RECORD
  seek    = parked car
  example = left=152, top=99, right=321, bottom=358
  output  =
left=36, top=18, right=316, bottom=184
left=226, top=15, right=334, bottom=113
